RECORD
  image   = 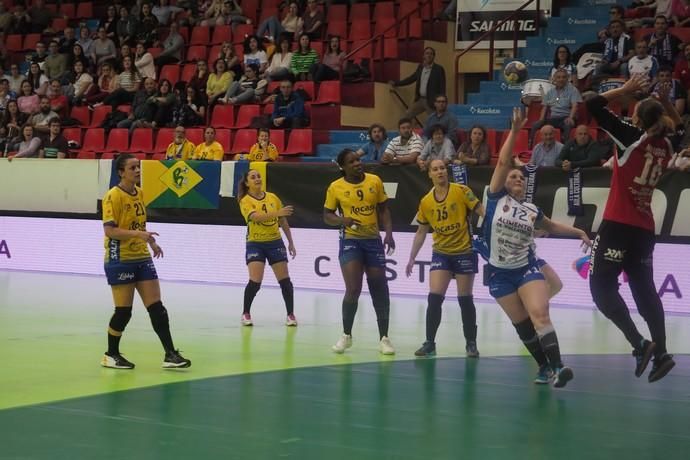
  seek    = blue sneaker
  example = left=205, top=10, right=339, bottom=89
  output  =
left=534, top=364, right=554, bottom=384
left=414, top=341, right=436, bottom=357
left=553, top=366, right=574, bottom=388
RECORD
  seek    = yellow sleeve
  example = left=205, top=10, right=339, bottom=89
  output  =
left=460, top=185, right=480, bottom=211
left=102, top=190, right=120, bottom=226
left=324, top=183, right=338, bottom=211
left=416, top=200, right=429, bottom=225
left=239, top=197, right=257, bottom=223
left=374, top=175, right=388, bottom=204
left=182, top=142, right=195, bottom=160
left=268, top=143, right=279, bottom=161
left=248, top=143, right=260, bottom=159
left=214, top=143, right=224, bottom=161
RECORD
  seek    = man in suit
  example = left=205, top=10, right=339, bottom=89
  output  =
left=389, top=47, right=446, bottom=121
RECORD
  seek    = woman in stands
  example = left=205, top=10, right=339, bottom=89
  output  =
left=551, top=45, right=577, bottom=86
left=100, top=154, right=191, bottom=370
left=454, top=125, right=490, bottom=166
left=587, top=74, right=683, bottom=383
left=406, top=159, right=485, bottom=358
left=484, top=108, right=591, bottom=387
left=323, top=149, right=396, bottom=355
left=237, top=169, right=297, bottom=326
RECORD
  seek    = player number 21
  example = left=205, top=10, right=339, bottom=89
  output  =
left=633, top=152, right=663, bottom=186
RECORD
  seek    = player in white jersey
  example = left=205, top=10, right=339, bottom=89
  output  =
left=484, top=108, right=591, bottom=387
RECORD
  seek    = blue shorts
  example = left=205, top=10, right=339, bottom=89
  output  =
left=535, top=258, right=547, bottom=269
left=104, top=259, right=158, bottom=286
left=431, top=251, right=478, bottom=275
left=339, top=238, right=386, bottom=268
left=246, top=239, right=288, bottom=265
left=487, top=262, right=545, bottom=298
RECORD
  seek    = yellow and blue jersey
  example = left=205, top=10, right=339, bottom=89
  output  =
left=102, top=185, right=150, bottom=262
left=416, top=183, right=479, bottom=254
left=324, top=173, right=387, bottom=239
left=239, top=192, right=283, bottom=242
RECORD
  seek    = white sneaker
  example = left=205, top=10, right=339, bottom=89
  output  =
left=286, top=314, right=297, bottom=326
left=379, top=336, right=395, bottom=355
left=241, top=313, right=253, bottom=326
left=332, top=334, right=352, bottom=353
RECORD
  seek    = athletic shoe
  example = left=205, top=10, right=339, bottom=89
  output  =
left=465, top=341, right=480, bottom=358
left=379, top=336, right=395, bottom=355
left=285, top=314, right=298, bottom=327
left=101, top=352, right=135, bottom=369
left=163, top=350, right=191, bottom=369
left=648, top=353, right=676, bottom=383
left=534, top=364, right=554, bottom=384
left=332, top=334, right=352, bottom=353
left=553, top=366, right=574, bottom=388
left=414, top=341, right=436, bottom=357
left=633, top=339, right=656, bottom=377
left=241, top=313, right=253, bottom=326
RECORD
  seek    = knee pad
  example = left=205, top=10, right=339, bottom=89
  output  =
left=147, top=300, right=167, bottom=317
left=428, top=293, right=444, bottom=311
left=513, top=318, right=538, bottom=343
left=247, top=280, right=261, bottom=290
left=109, top=306, right=132, bottom=334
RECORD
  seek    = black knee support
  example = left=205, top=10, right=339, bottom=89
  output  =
left=147, top=300, right=174, bottom=351
left=244, top=280, right=261, bottom=314
left=109, top=306, right=132, bottom=334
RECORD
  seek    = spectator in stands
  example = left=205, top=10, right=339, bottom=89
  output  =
left=595, top=20, right=634, bottom=78
left=191, top=127, right=224, bottom=161
left=6, top=65, right=24, bottom=95
left=423, top=94, right=459, bottom=147
left=551, top=45, right=577, bottom=86
left=555, top=125, right=607, bottom=170
left=58, top=27, right=77, bottom=55
left=219, top=64, right=267, bottom=105
left=673, top=42, right=690, bottom=90
left=672, top=0, right=690, bottom=27
left=389, top=47, right=446, bottom=121
left=154, top=21, right=184, bottom=68
left=524, top=125, right=563, bottom=167
left=40, top=119, right=69, bottom=159
left=117, top=6, right=138, bottom=47
left=17, top=81, right=40, bottom=115
left=238, top=128, right=280, bottom=161
left=217, top=42, right=243, bottom=80
left=69, top=44, right=91, bottom=75
left=28, top=42, right=48, bottom=67
left=8, top=5, right=31, bottom=36
left=7, top=125, right=41, bottom=160
left=44, top=41, right=67, bottom=82
left=117, top=77, right=158, bottom=130
left=529, top=69, right=581, bottom=148
left=131, top=0, right=146, bottom=20
left=291, top=34, right=319, bottom=81
left=651, top=65, right=686, bottom=114
left=645, top=15, right=680, bottom=67
left=356, top=124, right=389, bottom=162
left=626, top=40, right=659, bottom=80
left=272, top=80, right=308, bottom=128
left=47, top=79, right=69, bottom=119
left=135, top=2, right=160, bottom=47
left=0, top=79, right=12, bottom=111
left=299, top=0, right=324, bottom=40
left=119, top=44, right=133, bottom=67
left=172, top=86, right=207, bottom=127
left=206, top=59, right=234, bottom=105
left=27, top=62, right=48, bottom=96
left=257, top=2, right=302, bottom=42
left=0, top=4, right=12, bottom=32
left=153, top=0, right=184, bottom=26
left=100, top=6, right=120, bottom=47
left=91, top=27, right=118, bottom=69
left=189, top=60, right=210, bottom=99
left=417, top=124, right=455, bottom=171
left=265, top=37, right=294, bottom=82
left=311, top=35, right=345, bottom=83
left=66, top=61, right=94, bottom=106
left=629, top=1, right=674, bottom=26
left=243, top=35, right=269, bottom=75
left=76, top=28, right=94, bottom=61
left=0, top=100, right=27, bottom=148
left=382, top=118, right=424, bottom=165
left=148, top=79, right=176, bottom=128
left=85, top=63, right=119, bottom=105
left=134, top=42, right=156, bottom=80
left=454, top=125, right=490, bottom=167
left=98, top=56, right=141, bottom=109
left=165, top=126, right=196, bottom=160
left=208, top=0, right=251, bottom=28
left=27, top=0, right=55, bottom=34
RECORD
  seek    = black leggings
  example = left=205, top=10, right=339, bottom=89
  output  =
left=589, top=220, right=667, bottom=354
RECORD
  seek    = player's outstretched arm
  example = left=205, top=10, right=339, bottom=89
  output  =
left=489, top=107, right=526, bottom=194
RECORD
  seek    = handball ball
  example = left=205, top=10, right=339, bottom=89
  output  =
left=504, top=61, right=528, bottom=84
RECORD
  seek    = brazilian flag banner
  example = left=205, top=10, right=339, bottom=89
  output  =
left=141, top=160, right=221, bottom=209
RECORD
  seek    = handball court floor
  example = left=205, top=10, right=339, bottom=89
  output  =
left=1, top=270, right=689, bottom=460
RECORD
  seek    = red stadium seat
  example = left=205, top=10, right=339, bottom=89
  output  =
left=100, top=152, right=117, bottom=159
left=159, top=65, right=180, bottom=86
left=181, top=63, right=197, bottom=83
left=373, top=38, right=398, bottom=60
left=326, top=20, right=347, bottom=40
left=293, top=81, right=315, bottom=101
left=524, top=102, right=543, bottom=128
left=23, top=34, right=42, bottom=51
left=186, top=128, right=204, bottom=145
left=211, top=25, right=232, bottom=44
left=314, top=81, right=341, bottom=104
left=185, top=46, right=208, bottom=63
left=215, top=129, right=232, bottom=153
left=235, top=105, right=261, bottom=128
left=327, top=4, right=347, bottom=23
left=70, top=106, right=90, bottom=127
left=62, top=128, right=82, bottom=145
left=6, top=35, right=23, bottom=52
left=90, top=105, right=113, bottom=128
left=147, top=48, right=163, bottom=59
left=349, top=3, right=370, bottom=21
left=77, top=151, right=96, bottom=159
left=52, top=18, right=68, bottom=31
left=269, top=129, right=285, bottom=152
left=349, top=40, right=372, bottom=60
left=374, top=17, right=397, bottom=38
left=210, top=104, right=235, bottom=128
left=282, top=129, right=313, bottom=155
left=104, top=129, right=130, bottom=153
left=208, top=45, right=223, bottom=62
left=233, top=24, right=254, bottom=44
left=374, top=2, right=395, bottom=19
left=349, top=19, right=372, bottom=41
left=232, top=129, right=257, bottom=154
left=59, top=3, right=76, bottom=18
left=81, top=128, right=105, bottom=152
left=154, top=128, right=175, bottom=153
left=190, top=26, right=210, bottom=45
left=152, top=153, right=166, bottom=160
left=513, top=130, right=530, bottom=153
left=129, top=128, right=154, bottom=153
left=75, top=2, right=93, bottom=19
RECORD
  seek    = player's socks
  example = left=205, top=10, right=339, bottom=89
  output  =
left=457, top=295, right=477, bottom=342
left=537, top=325, right=563, bottom=369
left=107, top=306, right=132, bottom=355
left=243, top=280, right=261, bottom=314
left=426, top=293, right=444, bottom=342
left=367, top=277, right=390, bottom=338
left=147, top=301, right=175, bottom=352
left=278, top=277, right=294, bottom=315
left=342, top=299, right=358, bottom=335
left=513, top=318, right=548, bottom=367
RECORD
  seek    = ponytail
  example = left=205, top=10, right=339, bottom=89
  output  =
left=237, top=170, right=250, bottom=202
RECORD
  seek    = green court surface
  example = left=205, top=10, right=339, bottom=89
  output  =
left=1, top=271, right=689, bottom=459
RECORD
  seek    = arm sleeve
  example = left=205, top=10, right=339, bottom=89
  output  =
left=102, top=191, right=120, bottom=225
left=395, top=65, right=421, bottom=86
left=585, top=95, right=643, bottom=149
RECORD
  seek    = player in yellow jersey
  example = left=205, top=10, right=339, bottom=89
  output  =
left=101, top=154, right=191, bottom=370
left=191, top=127, right=224, bottom=161
left=324, top=149, right=396, bottom=355
left=238, top=169, right=297, bottom=326
left=406, top=159, right=485, bottom=358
